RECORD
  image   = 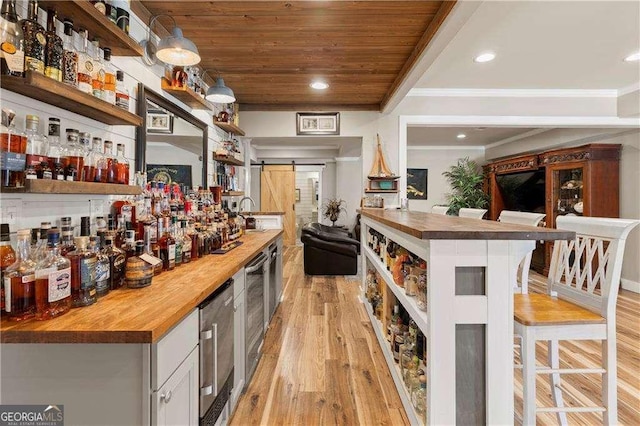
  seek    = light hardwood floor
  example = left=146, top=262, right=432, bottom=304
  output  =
left=230, top=246, right=640, bottom=425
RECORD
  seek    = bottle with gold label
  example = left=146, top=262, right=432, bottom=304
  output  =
left=3, top=229, right=36, bottom=321
left=43, top=8, right=62, bottom=81
left=76, top=28, right=92, bottom=94
left=67, top=236, right=97, bottom=307
left=0, top=0, right=25, bottom=77
left=20, top=0, right=45, bottom=74
left=90, top=38, right=104, bottom=99
left=61, top=19, right=77, bottom=87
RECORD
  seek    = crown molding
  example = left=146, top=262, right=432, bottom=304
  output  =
left=485, top=128, right=551, bottom=150
left=335, top=157, right=361, bottom=162
left=407, top=145, right=485, bottom=151
left=407, top=88, right=619, bottom=98
left=618, top=82, right=640, bottom=96
left=401, top=115, right=640, bottom=128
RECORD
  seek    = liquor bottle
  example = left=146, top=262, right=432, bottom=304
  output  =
left=115, top=143, right=129, bottom=184
left=0, top=108, right=26, bottom=188
left=76, top=28, right=92, bottom=94
left=102, top=47, right=116, bottom=104
left=172, top=217, right=182, bottom=266
left=31, top=221, right=50, bottom=262
left=121, top=229, right=135, bottom=260
left=144, top=223, right=162, bottom=276
left=21, top=0, right=45, bottom=74
left=3, top=229, right=36, bottom=321
left=59, top=217, right=75, bottom=256
left=124, top=241, right=152, bottom=288
left=82, top=137, right=99, bottom=183
left=89, top=235, right=109, bottom=298
left=181, top=220, right=191, bottom=264
left=34, top=229, right=71, bottom=320
left=90, top=137, right=106, bottom=183
left=46, top=117, right=66, bottom=180
left=67, top=236, right=97, bottom=307
left=158, top=217, right=175, bottom=271
left=90, top=38, right=104, bottom=99
left=115, top=70, right=130, bottom=111
left=64, top=128, right=84, bottom=181
left=1, top=0, right=25, bottom=77
left=0, top=223, right=16, bottom=312
left=91, top=0, right=107, bottom=15
left=103, top=140, right=117, bottom=183
left=43, top=8, right=62, bottom=81
left=105, top=0, right=118, bottom=25
left=103, top=235, right=124, bottom=290
left=61, top=19, right=77, bottom=87
left=24, top=115, right=48, bottom=180
left=112, top=199, right=136, bottom=238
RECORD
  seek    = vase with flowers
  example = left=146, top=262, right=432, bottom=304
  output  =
left=322, top=198, right=347, bottom=227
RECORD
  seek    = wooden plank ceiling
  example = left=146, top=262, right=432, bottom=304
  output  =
left=136, top=1, right=455, bottom=111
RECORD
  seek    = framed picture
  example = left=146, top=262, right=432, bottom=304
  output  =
left=147, top=111, right=173, bottom=134
left=407, top=168, right=428, bottom=200
left=296, top=112, right=340, bottom=135
left=147, top=164, right=192, bottom=188
left=295, top=188, right=301, bottom=202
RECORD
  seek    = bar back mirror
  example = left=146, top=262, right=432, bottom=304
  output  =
left=135, top=84, right=208, bottom=189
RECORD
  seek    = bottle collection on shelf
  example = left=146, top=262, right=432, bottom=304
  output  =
left=366, top=271, right=427, bottom=422
left=1, top=0, right=131, bottom=109
left=0, top=175, right=246, bottom=322
left=1, top=110, right=131, bottom=187
left=213, top=161, right=241, bottom=193
left=366, top=228, right=428, bottom=311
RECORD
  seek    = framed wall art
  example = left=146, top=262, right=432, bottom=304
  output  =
left=296, top=112, right=340, bottom=135
left=147, top=110, right=174, bottom=134
left=407, top=168, right=428, bottom=199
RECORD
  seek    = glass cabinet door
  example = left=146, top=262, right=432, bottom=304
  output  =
left=552, top=166, right=584, bottom=225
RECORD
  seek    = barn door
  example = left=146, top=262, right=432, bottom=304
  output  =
left=261, top=165, right=296, bottom=246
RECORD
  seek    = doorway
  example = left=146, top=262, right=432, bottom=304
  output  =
left=294, top=167, right=321, bottom=243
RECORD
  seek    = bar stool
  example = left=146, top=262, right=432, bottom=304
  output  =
left=431, top=205, right=449, bottom=215
left=515, top=216, right=639, bottom=425
left=458, top=207, right=487, bottom=219
left=497, top=210, right=546, bottom=293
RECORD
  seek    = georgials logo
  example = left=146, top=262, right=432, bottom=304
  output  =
left=0, top=404, right=64, bottom=425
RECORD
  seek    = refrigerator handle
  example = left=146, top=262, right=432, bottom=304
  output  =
left=213, top=322, right=218, bottom=396
left=199, top=329, right=213, bottom=397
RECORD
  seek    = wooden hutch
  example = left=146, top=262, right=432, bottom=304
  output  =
left=484, top=143, right=621, bottom=273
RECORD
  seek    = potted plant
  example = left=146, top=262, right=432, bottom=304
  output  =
left=442, top=157, right=489, bottom=216
left=322, top=198, right=347, bottom=226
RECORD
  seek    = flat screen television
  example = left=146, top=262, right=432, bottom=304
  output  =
left=495, top=170, right=546, bottom=213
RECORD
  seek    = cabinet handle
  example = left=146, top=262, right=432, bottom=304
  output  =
left=161, top=390, right=172, bottom=403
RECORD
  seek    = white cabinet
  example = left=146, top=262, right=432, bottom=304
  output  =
left=231, top=268, right=246, bottom=410
left=153, top=348, right=199, bottom=426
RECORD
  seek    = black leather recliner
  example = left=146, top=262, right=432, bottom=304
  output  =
left=301, top=223, right=360, bottom=275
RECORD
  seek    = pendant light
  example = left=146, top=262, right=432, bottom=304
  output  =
left=142, top=14, right=200, bottom=67
left=202, top=70, right=236, bottom=104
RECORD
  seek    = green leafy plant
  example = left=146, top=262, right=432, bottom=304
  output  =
left=442, top=157, right=488, bottom=215
left=322, top=198, right=347, bottom=226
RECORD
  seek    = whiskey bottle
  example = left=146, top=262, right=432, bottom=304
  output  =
left=115, top=70, right=130, bottom=111
left=90, top=235, right=109, bottom=298
left=0, top=223, right=16, bottom=313
left=82, top=137, right=99, bottom=183
left=158, top=217, right=175, bottom=271
left=90, top=38, right=104, bottom=99
left=1, top=108, right=27, bottom=188
left=172, top=217, right=182, bottom=266
left=59, top=218, right=75, bottom=256
left=102, top=47, right=116, bottom=104
left=3, top=229, right=36, bottom=321
left=46, top=117, right=67, bottom=180
left=103, top=235, right=124, bottom=290
left=64, top=128, right=84, bottom=181
left=181, top=220, right=191, bottom=264
left=21, top=0, right=45, bottom=74
left=67, top=236, right=97, bottom=307
left=24, top=115, right=49, bottom=179
left=43, top=8, right=62, bottom=81
left=124, top=241, right=152, bottom=289
left=115, top=143, right=129, bottom=184
left=0, top=0, right=25, bottom=77
left=102, top=140, right=117, bottom=183
left=31, top=221, right=51, bottom=262
left=76, top=28, right=92, bottom=94
left=61, top=19, right=77, bottom=87
left=34, top=229, right=71, bottom=320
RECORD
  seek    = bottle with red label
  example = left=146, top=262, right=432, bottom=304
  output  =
left=34, top=229, right=71, bottom=320
left=3, top=228, right=36, bottom=321
left=24, top=115, right=48, bottom=179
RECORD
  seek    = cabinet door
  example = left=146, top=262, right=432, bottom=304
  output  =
left=153, top=348, right=199, bottom=426
left=232, top=288, right=246, bottom=409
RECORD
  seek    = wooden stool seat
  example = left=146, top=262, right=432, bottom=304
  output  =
left=514, top=294, right=605, bottom=326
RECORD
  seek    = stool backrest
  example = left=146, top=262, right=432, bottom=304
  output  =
left=458, top=208, right=487, bottom=219
left=498, top=211, right=546, bottom=293
left=431, top=205, right=449, bottom=215
left=550, top=216, right=639, bottom=318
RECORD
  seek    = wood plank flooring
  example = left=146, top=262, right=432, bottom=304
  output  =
left=230, top=246, right=640, bottom=425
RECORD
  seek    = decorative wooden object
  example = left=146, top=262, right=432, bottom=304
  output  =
left=213, top=154, right=244, bottom=167
left=160, top=78, right=210, bottom=109
left=0, top=180, right=141, bottom=195
left=213, top=120, right=246, bottom=136
left=43, top=1, right=142, bottom=56
left=0, top=230, right=283, bottom=343
left=366, top=134, right=400, bottom=193
left=0, top=71, right=142, bottom=126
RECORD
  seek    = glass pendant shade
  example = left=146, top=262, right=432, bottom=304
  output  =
left=155, top=26, right=201, bottom=66
left=206, top=77, right=236, bottom=103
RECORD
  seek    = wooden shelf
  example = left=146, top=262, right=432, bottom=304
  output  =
left=365, top=189, right=398, bottom=193
left=45, top=1, right=142, bottom=56
left=0, top=72, right=142, bottom=126
left=0, top=180, right=142, bottom=195
left=213, top=154, right=244, bottom=167
left=213, top=120, right=246, bottom=136
left=367, top=176, right=400, bottom=181
left=222, top=191, right=244, bottom=197
left=161, top=78, right=210, bottom=109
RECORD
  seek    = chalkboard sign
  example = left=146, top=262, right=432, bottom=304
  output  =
left=147, top=164, right=192, bottom=188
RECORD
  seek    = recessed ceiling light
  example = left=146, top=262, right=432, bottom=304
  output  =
left=310, top=81, right=329, bottom=90
left=474, top=52, right=496, bottom=63
left=624, top=51, right=640, bottom=62
left=457, top=133, right=467, bottom=139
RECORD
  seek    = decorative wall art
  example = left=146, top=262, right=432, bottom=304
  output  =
left=295, top=188, right=301, bottom=202
left=147, top=164, right=192, bottom=188
left=296, top=112, right=340, bottom=135
left=147, top=110, right=174, bottom=134
left=407, top=168, right=428, bottom=199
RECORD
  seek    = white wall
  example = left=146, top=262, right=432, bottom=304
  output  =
left=407, top=148, right=485, bottom=212
left=335, top=158, right=362, bottom=227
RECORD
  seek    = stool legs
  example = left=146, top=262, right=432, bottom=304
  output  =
left=547, top=340, right=568, bottom=425
left=521, top=327, right=537, bottom=425
left=603, top=331, right=618, bottom=425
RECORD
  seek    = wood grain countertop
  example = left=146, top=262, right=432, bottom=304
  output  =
left=0, top=230, right=283, bottom=344
left=360, top=209, right=574, bottom=241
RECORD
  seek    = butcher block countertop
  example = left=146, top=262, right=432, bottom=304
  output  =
left=0, top=230, right=283, bottom=344
left=242, top=211, right=285, bottom=215
left=360, top=208, right=574, bottom=241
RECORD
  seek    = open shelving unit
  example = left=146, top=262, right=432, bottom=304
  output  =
left=161, top=78, right=210, bottom=109
left=222, top=191, right=244, bottom=197
left=213, top=120, right=245, bottom=136
left=0, top=71, right=142, bottom=126
left=0, top=180, right=142, bottom=195
left=213, top=154, right=244, bottom=167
